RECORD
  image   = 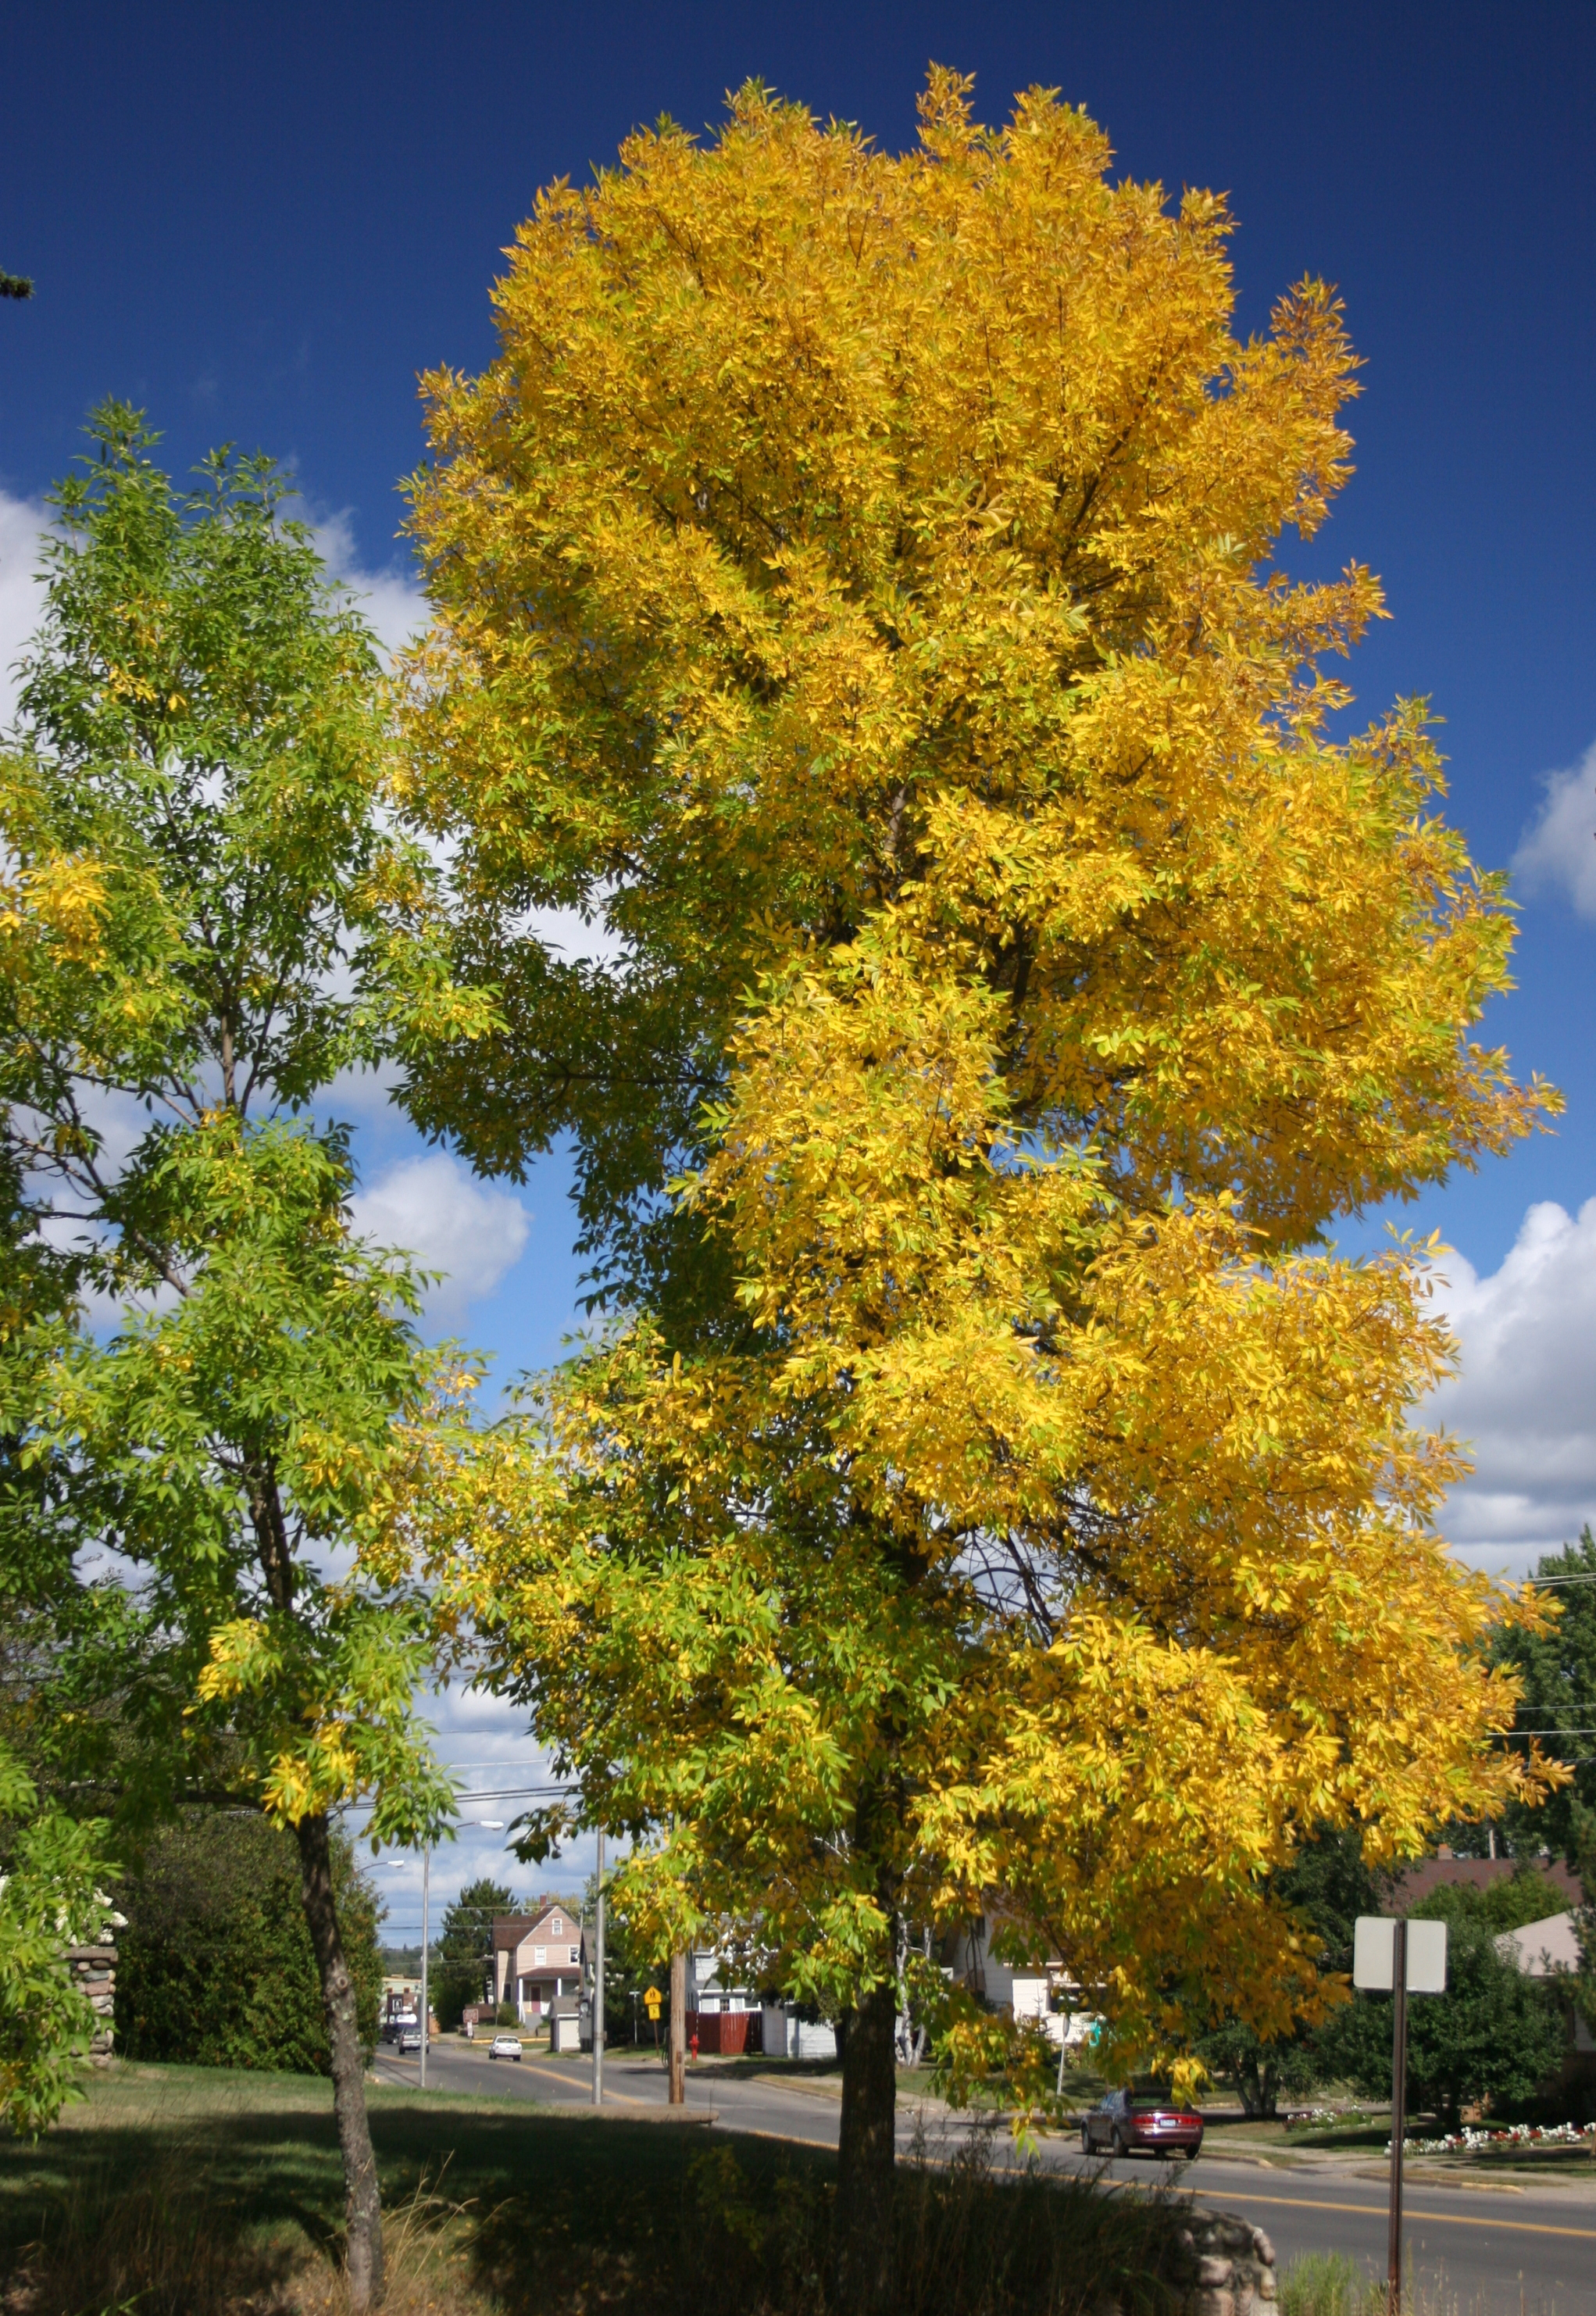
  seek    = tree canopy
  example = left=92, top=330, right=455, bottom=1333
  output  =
left=1494, top=1529, right=1596, bottom=1874
left=433, top=1875, right=514, bottom=2028
left=0, top=405, right=488, bottom=2300
left=398, top=75, right=1561, bottom=2296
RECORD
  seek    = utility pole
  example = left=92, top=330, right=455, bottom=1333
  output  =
left=591, top=1828, right=605, bottom=2107
left=668, top=1948, right=687, bottom=2106
left=1387, top=1919, right=1408, bottom=2316
left=420, top=1845, right=430, bottom=2092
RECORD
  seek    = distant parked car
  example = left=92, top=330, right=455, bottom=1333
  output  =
left=488, top=2033, right=523, bottom=2061
left=398, top=2026, right=423, bottom=2053
left=1080, top=2086, right=1202, bottom=2160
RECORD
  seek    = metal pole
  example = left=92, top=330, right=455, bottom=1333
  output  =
left=591, top=1828, right=605, bottom=2107
left=669, top=1948, right=687, bottom=2106
left=420, top=1843, right=430, bottom=2091
left=1387, top=1918, right=1408, bottom=2316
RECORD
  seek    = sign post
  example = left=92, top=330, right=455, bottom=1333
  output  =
left=1353, top=1916, right=1448, bottom=2316
left=1387, top=1920, right=1407, bottom=2316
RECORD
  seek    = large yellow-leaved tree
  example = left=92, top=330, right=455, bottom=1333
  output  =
left=397, top=75, right=1558, bottom=2302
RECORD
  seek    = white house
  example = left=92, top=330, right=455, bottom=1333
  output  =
left=944, top=1911, right=1101, bottom=2049
left=1494, top=1910, right=1594, bottom=2055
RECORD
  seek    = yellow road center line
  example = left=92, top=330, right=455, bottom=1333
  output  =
left=382, top=2065, right=1596, bottom=2236
left=1197, top=2189, right=1596, bottom=2241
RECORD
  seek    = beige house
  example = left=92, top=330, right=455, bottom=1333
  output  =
left=491, top=1901, right=584, bottom=2021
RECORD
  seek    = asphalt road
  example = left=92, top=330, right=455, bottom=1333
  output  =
left=372, top=2043, right=1596, bottom=2315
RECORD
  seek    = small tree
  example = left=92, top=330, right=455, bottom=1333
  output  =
left=0, top=1740, right=118, bottom=2135
left=0, top=406, right=489, bottom=2306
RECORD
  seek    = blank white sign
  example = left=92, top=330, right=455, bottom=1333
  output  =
left=1353, top=1916, right=1448, bottom=1993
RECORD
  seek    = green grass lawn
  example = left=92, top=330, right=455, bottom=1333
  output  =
left=0, top=2061, right=1191, bottom=2316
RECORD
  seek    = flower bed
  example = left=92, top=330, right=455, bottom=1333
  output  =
left=1389, top=2121, right=1596, bottom=2155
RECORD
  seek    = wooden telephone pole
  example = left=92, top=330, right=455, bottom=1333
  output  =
left=668, top=1950, right=687, bottom=2106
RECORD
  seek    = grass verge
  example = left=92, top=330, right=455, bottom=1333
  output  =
left=0, top=2063, right=1193, bottom=2315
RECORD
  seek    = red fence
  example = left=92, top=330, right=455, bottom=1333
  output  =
left=685, top=2008, right=761, bottom=2057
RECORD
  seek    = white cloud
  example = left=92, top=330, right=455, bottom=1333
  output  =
left=0, top=489, right=49, bottom=727
left=309, top=513, right=429, bottom=663
left=518, top=902, right=630, bottom=970
left=351, top=1152, right=529, bottom=1322
left=1425, top=1199, right=1596, bottom=1575
left=1512, top=740, right=1596, bottom=918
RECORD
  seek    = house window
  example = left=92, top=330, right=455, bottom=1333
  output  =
left=551, top=1917, right=562, bottom=1934
left=569, top=1946, right=580, bottom=1964
left=534, top=1946, right=547, bottom=1965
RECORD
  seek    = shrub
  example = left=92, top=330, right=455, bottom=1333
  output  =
left=114, top=1810, right=381, bottom=2072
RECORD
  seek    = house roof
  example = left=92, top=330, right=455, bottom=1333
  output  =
left=491, top=1902, right=580, bottom=1953
left=1494, top=1911, right=1582, bottom=1976
left=1385, top=1856, right=1582, bottom=1910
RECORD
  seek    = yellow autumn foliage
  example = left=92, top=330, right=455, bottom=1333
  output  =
left=399, top=73, right=1561, bottom=2098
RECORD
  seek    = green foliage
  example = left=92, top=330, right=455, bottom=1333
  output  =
left=114, top=1812, right=380, bottom=2072
left=0, top=1740, right=119, bottom=2135
left=1494, top=1530, right=1596, bottom=1875
left=0, top=400, right=484, bottom=1842
left=1313, top=1885, right=1569, bottom=2130
left=0, top=406, right=487, bottom=2303
left=432, top=1876, right=512, bottom=2030
left=1413, top=1861, right=1574, bottom=1936
left=1196, top=1826, right=1380, bottom=2115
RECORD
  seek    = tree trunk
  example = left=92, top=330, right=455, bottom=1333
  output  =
left=297, top=1810, right=384, bottom=2311
left=832, top=1977, right=898, bottom=2312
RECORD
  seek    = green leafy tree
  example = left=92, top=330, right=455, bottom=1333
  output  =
left=0, top=274, right=32, bottom=302
left=1196, top=1826, right=1380, bottom=2117
left=0, top=1740, right=118, bottom=2135
left=1314, top=1873, right=1570, bottom=2129
left=1494, top=1531, right=1596, bottom=1875
left=431, top=1875, right=513, bottom=2029
left=116, top=1811, right=381, bottom=2070
left=0, top=405, right=491, bottom=2307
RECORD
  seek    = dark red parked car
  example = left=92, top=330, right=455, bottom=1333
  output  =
left=1080, top=2086, right=1203, bottom=2160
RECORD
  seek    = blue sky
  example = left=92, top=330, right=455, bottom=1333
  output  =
left=4, top=0, right=1594, bottom=1923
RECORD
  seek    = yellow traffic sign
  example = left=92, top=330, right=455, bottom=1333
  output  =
left=643, top=1985, right=662, bottom=2018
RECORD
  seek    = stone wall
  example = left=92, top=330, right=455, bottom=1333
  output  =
left=1175, top=2210, right=1278, bottom=2316
left=66, top=1943, right=116, bottom=2064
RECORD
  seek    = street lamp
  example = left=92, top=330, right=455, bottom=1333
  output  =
left=388, top=1818, right=505, bottom=2092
